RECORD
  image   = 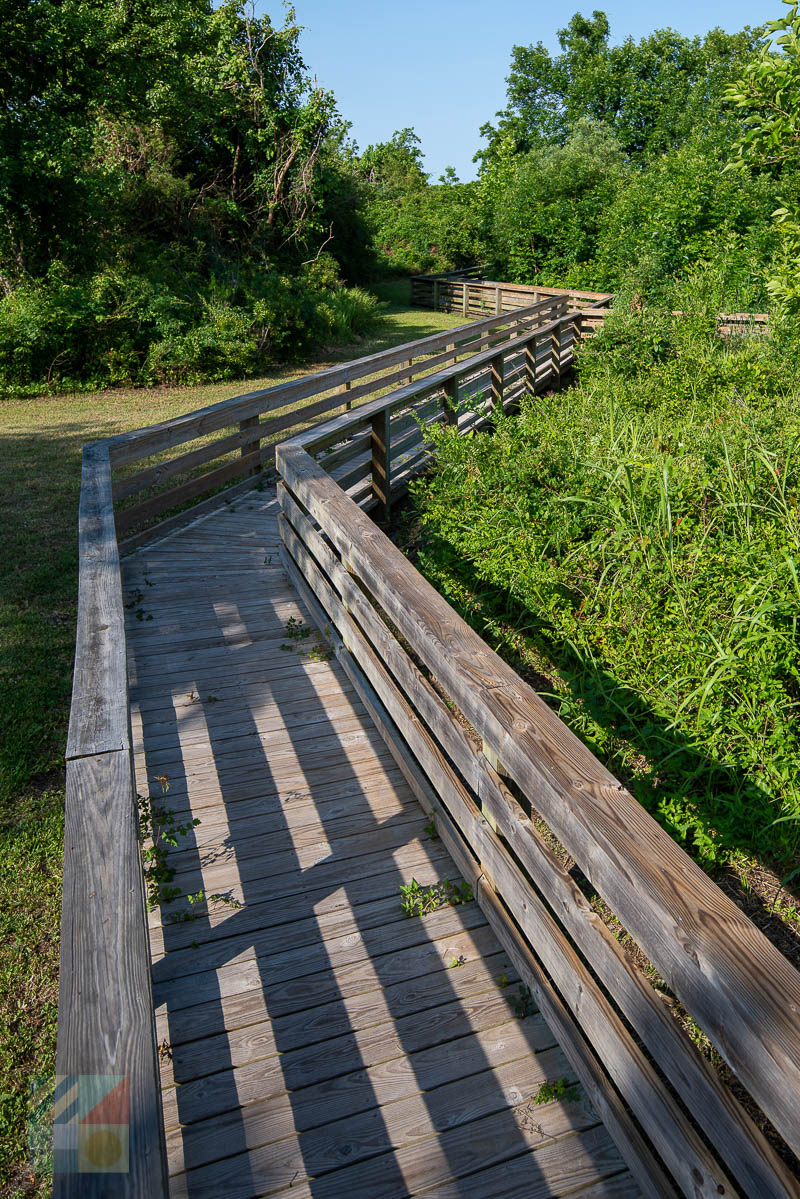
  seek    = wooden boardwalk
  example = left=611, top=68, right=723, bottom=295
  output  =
left=123, top=485, right=638, bottom=1199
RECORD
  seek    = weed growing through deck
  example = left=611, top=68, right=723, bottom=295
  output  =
left=137, top=792, right=200, bottom=911
left=138, top=791, right=244, bottom=923
left=167, top=891, right=243, bottom=923
left=423, top=817, right=440, bottom=840
left=399, top=877, right=473, bottom=918
left=280, top=616, right=332, bottom=661
left=534, top=1078, right=580, bottom=1105
left=280, top=616, right=312, bottom=651
left=510, top=985, right=537, bottom=1019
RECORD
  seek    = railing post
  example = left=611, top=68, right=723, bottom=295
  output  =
left=371, top=409, right=391, bottom=521
left=524, top=335, right=537, bottom=395
left=551, top=321, right=562, bottom=390
left=495, top=286, right=502, bottom=314
left=443, top=378, right=458, bottom=426
left=463, top=282, right=469, bottom=317
left=340, top=380, right=352, bottom=411
left=489, top=353, right=504, bottom=412
left=433, top=279, right=440, bottom=311
left=240, top=415, right=261, bottom=475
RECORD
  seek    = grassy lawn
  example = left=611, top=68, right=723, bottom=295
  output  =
left=0, top=280, right=465, bottom=1196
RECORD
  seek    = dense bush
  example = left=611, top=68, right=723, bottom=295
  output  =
left=0, top=0, right=379, bottom=395
left=410, top=304, right=800, bottom=871
left=0, top=257, right=380, bottom=395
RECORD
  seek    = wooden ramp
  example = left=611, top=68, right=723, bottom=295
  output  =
left=123, top=485, right=638, bottom=1199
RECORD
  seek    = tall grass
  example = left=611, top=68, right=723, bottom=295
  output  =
left=410, top=304, right=800, bottom=870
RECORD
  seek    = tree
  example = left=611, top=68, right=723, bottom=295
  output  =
left=0, top=0, right=379, bottom=390
left=725, top=0, right=800, bottom=308
left=483, top=120, right=627, bottom=283
left=478, top=12, right=766, bottom=164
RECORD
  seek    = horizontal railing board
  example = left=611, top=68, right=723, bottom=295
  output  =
left=62, top=443, right=169, bottom=1192
left=114, top=452, right=261, bottom=536
left=105, top=302, right=557, bottom=468
left=275, top=311, right=797, bottom=1191
left=278, top=516, right=677, bottom=1197
left=112, top=423, right=265, bottom=502
left=275, top=439, right=800, bottom=1163
left=291, top=315, right=578, bottom=457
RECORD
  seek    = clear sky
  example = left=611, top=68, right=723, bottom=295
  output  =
left=257, top=0, right=783, bottom=182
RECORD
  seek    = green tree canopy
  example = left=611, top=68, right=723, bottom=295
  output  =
left=479, top=12, right=766, bottom=162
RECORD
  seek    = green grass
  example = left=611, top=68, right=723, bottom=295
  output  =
left=408, top=305, right=800, bottom=879
left=0, top=281, right=467, bottom=1195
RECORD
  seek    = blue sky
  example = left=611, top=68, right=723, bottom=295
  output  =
left=258, top=0, right=784, bottom=181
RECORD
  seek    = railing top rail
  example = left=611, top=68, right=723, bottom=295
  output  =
left=410, top=264, right=489, bottom=281
left=58, top=441, right=168, bottom=1196
left=102, top=299, right=557, bottom=466
left=66, top=442, right=128, bottom=759
left=412, top=272, right=614, bottom=302
left=287, top=310, right=576, bottom=456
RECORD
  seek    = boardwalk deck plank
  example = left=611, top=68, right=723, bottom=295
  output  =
left=124, top=486, right=638, bottom=1199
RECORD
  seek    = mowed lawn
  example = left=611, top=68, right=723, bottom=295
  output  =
left=0, top=281, right=466, bottom=1197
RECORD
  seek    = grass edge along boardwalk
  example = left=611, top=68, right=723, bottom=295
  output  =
left=57, top=290, right=800, bottom=1198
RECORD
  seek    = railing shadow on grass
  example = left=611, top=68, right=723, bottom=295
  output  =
left=134, top=491, right=605, bottom=1199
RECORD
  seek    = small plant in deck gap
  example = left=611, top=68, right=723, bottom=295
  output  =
left=137, top=792, right=200, bottom=911
left=510, top=984, right=536, bottom=1018
left=399, top=877, right=473, bottom=917
left=280, top=616, right=315, bottom=652
left=424, top=817, right=440, bottom=840
left=533, top=1078, right=580, bottom=1106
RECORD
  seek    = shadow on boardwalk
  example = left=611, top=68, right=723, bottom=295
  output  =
left=126, top=488, right=633, bottom=1199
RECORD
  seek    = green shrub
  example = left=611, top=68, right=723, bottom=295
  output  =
left=0, top=260, right=382, bottom=396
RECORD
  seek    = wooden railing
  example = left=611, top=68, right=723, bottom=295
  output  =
left=57, top=442, right=168, bottom=1197
left=105, top=296, right=569, bottom=553
left=275, top=313, right=800, bottom=1197
left=411, top=270, right=613, bottom=317
left=56, top=295, right=577, bottom=1193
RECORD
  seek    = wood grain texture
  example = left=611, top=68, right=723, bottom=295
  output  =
left=288, top=312, right=573, bottom=458
left=106, top=300, right=554, bottom=467
left=283, top=582, right=666, bottom=1198
left=55, top=752, right=168, bottom=1198
left=67, top=443, right=129, bottom=758
left=278, top=509, right=729, bottom=1198
left=120, top=486, right=630, bottom=1199
left=114, top=451, right=261, bottom=535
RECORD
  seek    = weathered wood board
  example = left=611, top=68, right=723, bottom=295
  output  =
left=124, top=487, right=639, bottom=1199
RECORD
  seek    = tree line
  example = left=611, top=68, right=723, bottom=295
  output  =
left=1, top=0, right=798, bottom=393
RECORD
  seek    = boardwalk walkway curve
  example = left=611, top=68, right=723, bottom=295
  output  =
left=57, top=286, right=800, bottom=1199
